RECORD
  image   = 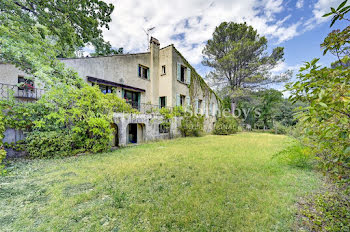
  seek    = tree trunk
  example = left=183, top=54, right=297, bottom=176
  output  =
left=231, top=99, right=236, bottom=115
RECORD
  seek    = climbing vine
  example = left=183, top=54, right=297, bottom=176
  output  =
left=173, top=46, right=222, bottom=112
left=0, top=108, right=6, bottom=174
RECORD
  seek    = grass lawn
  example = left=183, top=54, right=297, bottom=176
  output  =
left=0, top=133, right=321, bottom=231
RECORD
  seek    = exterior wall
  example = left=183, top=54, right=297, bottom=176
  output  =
left=0, top=39, right=221, bottom=149
left=61, top=53, right=152, bottom=104
left=113, top=113, right=182, bottom=146
left=158, top=46, right=173, bottom=107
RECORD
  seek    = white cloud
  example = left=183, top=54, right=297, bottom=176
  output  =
left=102, top=0, right=302, bottom=65
left=296, top=0, right=304, bottom=9
left=304, top=0, right=344, bottom=30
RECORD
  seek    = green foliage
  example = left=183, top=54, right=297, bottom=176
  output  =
left=213, top=116, right=238, bottom=135
left=25, top=130, right=75, bottom=158
left=274, top=143, right=315, bottom=169
left=0, top=110, right=6, bottom=174
left=0, top=0, right=118, bottom=87
left=286, top=4, right=350, bottom=183
left=179, top=114, right=204, bottom=137
left=273, top=121, right=287, bottom=135
left=299, top=185, right=350, bottom=232
left=2, top=85, right=135, bottom=158
left=203, top=22, right=290, bottom=106
left=286, top=60, right=350, bottom=181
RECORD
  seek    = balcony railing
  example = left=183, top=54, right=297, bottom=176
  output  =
left=0, top=83, right=45, bottom=103
left=125, top=100, right=177, bottom=115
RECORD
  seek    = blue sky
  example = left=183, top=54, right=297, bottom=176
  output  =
left=102, top=0, right=347, bottom=91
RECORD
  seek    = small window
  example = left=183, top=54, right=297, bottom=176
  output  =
left=159, top=123, right=170, bottom=133
left=180, top=65, right=186, bottom=82
left=98, top=84, right=114, bottom=94
left=18, top=76, right=34, bottom=90
left=159, top=96, right=166, bottom=108
left=198, top=99, right=203, bottom=113
left=138, top=65, right=149, bottom=80
left=161, top=65, right=166, bottom=75
left=180, top=95, right=186, bottom=106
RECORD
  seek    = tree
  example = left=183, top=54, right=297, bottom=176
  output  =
left=202, top=22, right=290, bottom=112
left=286, top=0, right=350, bottom=181
left=0, top=0, right=121, bottom=86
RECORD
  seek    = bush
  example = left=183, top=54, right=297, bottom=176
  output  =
left=213, top=116, right=238, bottom=135
left=179, top=114, right=204, bottom=137
left=273, top=121, right=287, bottom=134
left=25, top=130, right=75, bottom=158
left=274, top=143, right=315, bottom=169
left=3, top=84, right=135, bottom=158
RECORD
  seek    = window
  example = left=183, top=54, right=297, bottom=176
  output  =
left=159, top=123, right=170, bottom=133
left=98, top=84, right=114, bottom=94
left=124, top=90, right=140, bottom=109
left=138, top=65, right=149, bottom=80
left=161, top=65, right=166, bottom=75
left=180, top=65, right=186, bottom=82
left=159, top=96, right=166, bottom=108
left=18, top=76, right=34, bottom=90
left=198, top=99, right=203, bottom=114
left=180, top=95, right=186, bottom=106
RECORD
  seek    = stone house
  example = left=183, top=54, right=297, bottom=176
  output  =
left=0, top=37, right=220, bottom=147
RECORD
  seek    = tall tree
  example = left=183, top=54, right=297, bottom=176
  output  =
left=0, top=0, right=120, bottom=86
left=202, top=22, right=290, bottom=112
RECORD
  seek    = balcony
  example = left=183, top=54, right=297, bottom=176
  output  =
left=0, top=83, right=45, bottom=102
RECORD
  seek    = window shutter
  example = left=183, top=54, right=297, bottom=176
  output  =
left=147, top=69, right=150, bottom=80
left=177, top=63, right=181, bottom=81
left=176, top=94, right=180, bottom=106
left=186, top=68, right=191, bottom=84
left=203, top=100, right=206, bottom=115
left=165, top=96, right=167, bottom=107
left=138, top=65, right=141, bottom=77
left=186, top=96, right=190, bottom=106
left=159, top=97, right=161, bottom=109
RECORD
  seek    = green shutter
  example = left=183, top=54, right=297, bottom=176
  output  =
left=176, top=94, right=180, bottom=106
left=147, top=68, right=150, bottom=80
left=177, top=63, right=181, bottom=81
left=138, top=93, right=141, bottom=109
left=165, top=96, right=167, bottom=107
left=186, top=68, right=191, bottom=84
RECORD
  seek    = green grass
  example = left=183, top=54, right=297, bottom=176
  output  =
left=0, top=133, right=321, bottom=231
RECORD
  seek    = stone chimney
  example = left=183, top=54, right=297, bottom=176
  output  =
left=150, top=37, right=160, bottom=105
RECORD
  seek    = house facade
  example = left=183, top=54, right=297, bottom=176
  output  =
left=0, top=38, right=220, bottom=147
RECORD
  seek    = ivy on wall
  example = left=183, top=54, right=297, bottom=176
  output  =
left=173, top=46, right=221, bottom=113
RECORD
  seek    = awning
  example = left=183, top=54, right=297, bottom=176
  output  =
left=87, top=76, right=146, bottom=92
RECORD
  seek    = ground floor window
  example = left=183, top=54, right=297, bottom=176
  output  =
left=159, top=123, right=170, bottom=133
left=124, top=90, right=140, bottom=109
left=159, top=96, right=166, bottom=108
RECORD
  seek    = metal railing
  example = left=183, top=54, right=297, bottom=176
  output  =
left=125, top=100, right=177, bottom=115
left=0, top=83, right=45, bottom=103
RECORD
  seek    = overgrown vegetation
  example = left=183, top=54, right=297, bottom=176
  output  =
left=213, top=116, right=238, bottom=135
left=179, top=114, right=204, bottom=137
left=0, top=110, right=6, bottom=174
left=285, top=1, right=350, bottom=230
left=1, top=85, right=135, bottom=158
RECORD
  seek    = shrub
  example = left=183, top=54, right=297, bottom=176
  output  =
left=273, top=121, right=287, bottom=134
left=213, top=116, right=238, bottom=135
left=2, top=84, right=135, bottom=158
left=179, top=114, right=204, bottom=137
left=274, top=143, right=315, bottom=169
left=25, top=130, right=75, bottom=158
